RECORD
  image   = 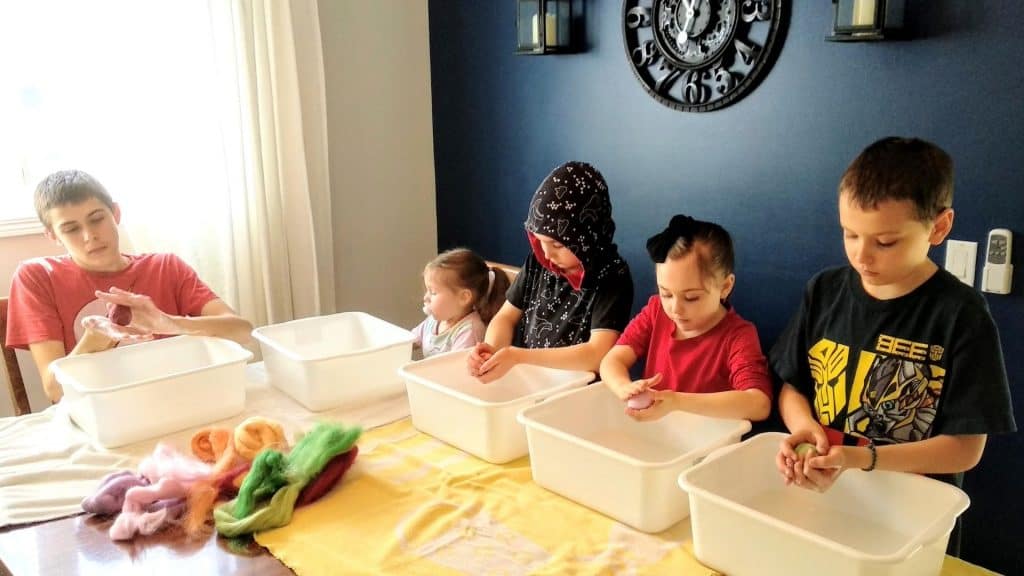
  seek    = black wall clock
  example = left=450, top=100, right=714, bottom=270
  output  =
left=623, top=0, right=786, bottom=112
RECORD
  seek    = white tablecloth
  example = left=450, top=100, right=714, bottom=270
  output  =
left=0, top=363, right=410, bottom=528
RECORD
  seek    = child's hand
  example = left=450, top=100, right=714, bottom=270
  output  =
left=467, top=343, right=495, bottom=377
left=608, top=373, right=663, bottom=401
left=80, top=316, right=155, bottom=346
left=776, top=427, right=829, bottom=488
left=800, top=446, right=846, bottom=493
left=94, top=287, right=180, bottom=336
left=476, top=346, right=520, bottom=383
left=624, top=388, right=674, bottom=421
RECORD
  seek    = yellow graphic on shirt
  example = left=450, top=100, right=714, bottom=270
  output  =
left=875, top=334, right=929, bottom=361
left=846, top=355, right=944, bottom=442
left=809, top=334, right=945, bottom=443
left=808, top=339, right=849, bottom=426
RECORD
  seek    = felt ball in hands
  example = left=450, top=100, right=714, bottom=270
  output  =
left=626, top=390, right=654, bottom=410
left=108, top=304, right=133, bottom=327
left=795, top=442, right=819, bottom=458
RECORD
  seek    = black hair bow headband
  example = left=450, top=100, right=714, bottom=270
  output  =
left=646, top=214, right=698, bottom=263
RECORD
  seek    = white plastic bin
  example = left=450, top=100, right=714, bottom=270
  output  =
left=51, top=335, right=252, bottom=448
left=398, top=349, right=593, bottom=464
left=677, top=432, right=970, bottom=576
left=252, top=312, right=415, bottom=411
left=517, top=383, right=751, bottom=533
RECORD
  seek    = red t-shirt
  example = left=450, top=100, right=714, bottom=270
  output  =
left=616, top=295, right=772, bottom=399
left=6, top=253, right=219, bottom=353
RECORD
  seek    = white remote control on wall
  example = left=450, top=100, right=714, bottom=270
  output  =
left=981, top=228, right=1013, bottom=294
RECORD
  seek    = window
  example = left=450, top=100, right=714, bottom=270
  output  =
left=0, top=1, right=236, bottom=247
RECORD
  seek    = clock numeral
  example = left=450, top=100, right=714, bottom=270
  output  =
left=626, top=6, right=652, bottom=29
left=741, top=0, right=772, bottom=23
left=683, top=71, right=709, bottom=104
left=711, top=66, right=735, bottom=95
left=632, top=40, right=660, bottom=67
left=654, top=62, right=682, bottom=94
left=734, top=38, right=762, bottom=66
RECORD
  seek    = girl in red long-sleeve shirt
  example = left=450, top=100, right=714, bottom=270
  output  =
left=600, top=214, right=772, bottom=423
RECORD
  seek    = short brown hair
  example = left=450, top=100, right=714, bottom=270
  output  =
left=839, top=137, right=953, bottom=222
left=34, top=170, right=115, bottom=229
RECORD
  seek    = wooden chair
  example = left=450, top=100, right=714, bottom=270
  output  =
left=0, top=297, right=32, bottom=416
left=486, top=260, right=520, bottom=283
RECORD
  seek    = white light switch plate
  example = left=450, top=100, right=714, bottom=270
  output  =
left=944, top=240, right=977, bottom=286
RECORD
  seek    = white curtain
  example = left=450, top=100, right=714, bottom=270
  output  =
left=205, top=0, right=336, bottom=327
left=2, top=0, right=334, bottom=327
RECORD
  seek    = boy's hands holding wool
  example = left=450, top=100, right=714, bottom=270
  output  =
left=777, top=426, right=835, bottom=491
left=81, top=287, right=183, bottom=343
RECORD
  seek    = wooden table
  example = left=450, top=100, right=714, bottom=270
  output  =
left=0, top=514, right=292, bottom=576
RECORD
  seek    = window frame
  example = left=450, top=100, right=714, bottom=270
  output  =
left=0, top=217, right=44, bottom=239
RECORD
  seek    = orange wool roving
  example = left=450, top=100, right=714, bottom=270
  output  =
left=184, top=416, right=289, bottom=538
left=191, top=427, right=233, bottom=463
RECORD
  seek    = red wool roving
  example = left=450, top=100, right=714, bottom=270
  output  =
left=108, top=304, right=132, bottom=326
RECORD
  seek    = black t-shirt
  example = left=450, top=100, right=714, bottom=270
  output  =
left=507, top=254, right=633, bottom=349
left=770, top=266, right=1016, bottom=484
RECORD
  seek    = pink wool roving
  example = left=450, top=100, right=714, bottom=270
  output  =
left=109, top=497, right=186, bottom=541
left=139, top=443, right=212, bottom=485
left=81, top=470, right=149, bottom=515
left=107, top=443, right=211, bottom=541
left=110, top=479, right=189, bottom=540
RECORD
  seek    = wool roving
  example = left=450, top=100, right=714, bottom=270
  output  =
left=138, top=443, right=212, bottom=485
left=110, top=479, right=189, bottom=540
left=234, top=417, right=288, bottom=460
left=191, top=427, right=233, bottom=463
left=184, top=427, right=241, bottom=538
left=108, top=496, right=186, bottom=540
left=105, top=443, right=209, bottom=541
left=82, top=471, right=150, bottom=515
left=213, top=422, right=362, bottom=537
left=295, top=446, right=359, bottom=507
left=183, top=417, right=290, bottom=538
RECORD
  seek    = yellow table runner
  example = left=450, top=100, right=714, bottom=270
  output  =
left=256, top=418, right=1000, bottom=576
left=256, top=418, right=715, bottom=575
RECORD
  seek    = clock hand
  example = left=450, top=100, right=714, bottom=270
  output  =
left=677, top=6, right=696, bottom=49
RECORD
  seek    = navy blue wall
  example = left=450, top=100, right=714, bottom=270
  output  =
left=429, top=2, right=1022, bottom=571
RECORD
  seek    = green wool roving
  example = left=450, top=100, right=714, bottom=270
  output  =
left=214, top=422, right=362, bottom=537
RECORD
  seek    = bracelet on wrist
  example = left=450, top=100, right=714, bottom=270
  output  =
left=862, top=440, right=877, bottom=472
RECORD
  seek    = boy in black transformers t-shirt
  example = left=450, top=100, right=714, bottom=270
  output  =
left=769, top=137, right=1015, bottom=555
left=466, top=161, right=634, bottom=382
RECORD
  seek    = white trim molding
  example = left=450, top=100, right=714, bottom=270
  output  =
left=0, top=218, right=44, bottom=239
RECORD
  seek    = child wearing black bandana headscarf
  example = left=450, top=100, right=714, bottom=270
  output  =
left=599, top=214, right=772, bottom=423
left=466, top=161, right=634, bottom=382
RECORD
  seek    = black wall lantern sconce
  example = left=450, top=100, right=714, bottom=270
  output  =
left=516, top=0, right=573, bottom=54
left=827, top=0, right=905, bottom=42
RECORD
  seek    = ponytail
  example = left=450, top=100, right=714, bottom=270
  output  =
left=478, top=266, right=510, bottom=324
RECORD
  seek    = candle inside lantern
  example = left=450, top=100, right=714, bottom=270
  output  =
left=531, top=12, right=559, bottom=46
left=852, top=0, right=876, bottom=27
